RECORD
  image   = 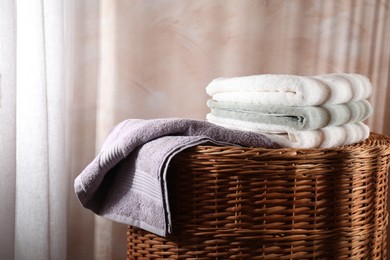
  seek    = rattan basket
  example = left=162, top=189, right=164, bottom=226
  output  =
left=127, top=133, right=390, bottom=259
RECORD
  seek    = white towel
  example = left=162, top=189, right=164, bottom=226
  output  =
left=206, top=113, right=369, bottom=148
left=206, top=73, right=372, bottom=106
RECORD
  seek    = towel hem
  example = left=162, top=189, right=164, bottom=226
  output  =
left=100, top=213, right=166, bottom=237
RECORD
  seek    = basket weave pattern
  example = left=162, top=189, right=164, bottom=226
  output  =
left=127, top=133, right=390, bottom=259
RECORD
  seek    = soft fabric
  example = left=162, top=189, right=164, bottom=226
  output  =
left=74, top=118, right=280, bottom=237
left=207, top=99, right=373, bottom=131
left=206, top=73, right=372, bottom=106
left=206, top=113, right=370, bottom=148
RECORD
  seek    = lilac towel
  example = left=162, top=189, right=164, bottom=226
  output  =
left=75, top=118, right=280, bottom=236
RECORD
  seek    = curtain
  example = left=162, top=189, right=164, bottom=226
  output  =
left=0, top=1, right=16, bottom=258
left=0, top=0, right=68, bottom=259
left=1, top=0, right=389, bottom=259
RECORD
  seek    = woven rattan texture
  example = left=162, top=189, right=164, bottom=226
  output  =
left=127, top=133, right=390, bottom=259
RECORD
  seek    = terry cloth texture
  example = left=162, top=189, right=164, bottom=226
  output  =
left=206, top=73, right=372, bottom=106
left=74, top=118, right=280, bottom=237
left=207, top=99, right=373, bottom=131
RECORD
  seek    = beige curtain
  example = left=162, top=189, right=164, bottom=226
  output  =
left=1, top=0, right=389, bottom=259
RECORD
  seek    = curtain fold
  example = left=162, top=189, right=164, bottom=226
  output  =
left=15, top=1, right=51, bottom=258
left=43, top=1, right=68, bottom=259
left=66, top=1, right=99, bottom=259
left=15, top=0, right=67, bottom=259
left=0, top=1, right=16, bottom=260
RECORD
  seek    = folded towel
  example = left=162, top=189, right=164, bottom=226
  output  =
left=206, top=113, right=369, bottom=148
left=74, top=118, right=280, bottom=236
left=207, top=99, right=373, bottom=131
left=206, top=73, right=372, bottom=106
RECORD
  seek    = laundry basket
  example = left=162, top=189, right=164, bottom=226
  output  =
left=127, top=133, right=390, bottom=259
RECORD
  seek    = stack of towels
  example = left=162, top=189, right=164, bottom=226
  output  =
left=206, top=73, right=373, bottom=148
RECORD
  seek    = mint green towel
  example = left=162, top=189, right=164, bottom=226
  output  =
left=207, top=99, right=372, bottom=131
